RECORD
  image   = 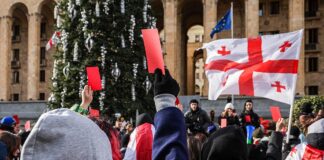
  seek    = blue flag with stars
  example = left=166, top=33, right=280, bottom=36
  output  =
left=210, top=9, right=232, bottom=38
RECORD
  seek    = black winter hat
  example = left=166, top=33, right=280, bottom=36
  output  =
left=136, top=113, right=153, bottom=127
left=201, top=125, right=248, bottom=160
left=289, top=126, right=300, bottom=139
left=300, top=102, right=313, bottom=116
left=189, top=99, right=199, bottom=105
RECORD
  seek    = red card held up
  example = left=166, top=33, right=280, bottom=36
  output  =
left=270, top=106, right=282, bottom=122
left=141, top=29, right=165, bottom=74
left=86, top=66, right=102, bottom=91
left=245, top=115, right=251, bottom=123
left=25, top=120, right=31, bottom=131
left=221, top=118, right=227, bottom=128
left=89, top=108, right=100, bottom=117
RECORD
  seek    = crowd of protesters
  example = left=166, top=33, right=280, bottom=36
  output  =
left=0, top=68, right=324, bottom=160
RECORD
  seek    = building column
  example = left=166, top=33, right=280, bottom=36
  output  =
left=202, top=0, right=217, bottom=97
left=0, top=16, right=12, bottom=101
left=163, top=0, right=184, bottom=94
left=245, top=0, right=259, bottom=37
left=289, top=0, right=305, bottom=95
left=27, top=13, right=41, bottom=100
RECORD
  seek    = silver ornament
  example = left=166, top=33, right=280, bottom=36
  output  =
left=85, top=34, right=94, bottom=52
left=73, top=42, right=79, bottom=61
left=131, top=84, right=136, bottom=101
left=111, top=62, right=121, bottom=82
left=63, top=62, right=70, bottom=79
left=96, top=1, right=100, bottom=17
left=143, top=76, right=152, bottom=95
left=76, top=0, right=81, bottom=6
left=54, top=5, right=59, bottom=19
left=57, top=15, right=61, bottom=28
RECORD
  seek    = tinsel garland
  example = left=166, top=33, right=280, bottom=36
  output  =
left=103, top=0, right=110, bottom=15
left=143, top=0, right=148, bottom=23
left=120, top=0, right=125, bottom=14
left=129, top=15, right=135, bottom=46
left=81, top=9, right=88, bottom=33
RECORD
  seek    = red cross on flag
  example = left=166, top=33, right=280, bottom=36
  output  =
left=203, top=30, right=303, bottom=105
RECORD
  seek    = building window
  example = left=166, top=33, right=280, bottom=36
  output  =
left=270, top=1, right=280, bottom=15
left=12, top=71, right=19, bottom=84
left=41, top=22, right=46, bottom=39
left=12, top=25, right=21, bottom=42
left=12, top=49, right=19, bottom=61
left=259, top=3, right=264, bottom=16
left=308, top=57, right=318, bottom=72
left=308, top=86, right=318, bottom=95
left=12, top=94, right=19, bottom=101
left=305, top=0, right=318, bottom=17
left=39, top=93, right=45, bottom=100
left=13, top=25, right=20, bottom=37
left=40, top=70, right=46, bottom=82
left=40, top=47, right=46, bottom=65
left=308, top=29, right=318, bottom=44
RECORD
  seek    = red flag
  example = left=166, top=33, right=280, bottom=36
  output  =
left=46, top=31, right=61, bottom=51
left=25, top=120, right=31, bottom=131
left=270, top=106, right=282, bottom=122
left=141, top=29, right=165, bottom=74
left=86, top=66, right=102, bottom=91
left=89, top=108, right=100, bottom=117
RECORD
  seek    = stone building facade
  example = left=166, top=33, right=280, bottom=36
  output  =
left=0, top=0, right=55, bottom=102
left=0, top=0, right=322, bottom=103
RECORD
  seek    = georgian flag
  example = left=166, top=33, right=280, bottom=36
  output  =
left=204, top=30, right=303, bottom=105
left=286, top=143, right=324, bottom=160
left=124, top=123, right=155, bottom=160
left=46, top=31, right=61, bottom=51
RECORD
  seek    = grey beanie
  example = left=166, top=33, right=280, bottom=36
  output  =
left=21, top=108, right=112, bottom=160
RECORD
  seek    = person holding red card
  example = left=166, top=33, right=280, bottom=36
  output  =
left=217, top=103, right=240, bottom=127
left=240, top=99, right=261, bottom=129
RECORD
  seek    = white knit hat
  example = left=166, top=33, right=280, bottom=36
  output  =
left=224, top=103, right=234, bottom=110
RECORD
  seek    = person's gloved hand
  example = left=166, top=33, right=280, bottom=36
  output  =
left=154, top=68, right=180, bottom=97
left=153, top=68, right=180, bottom=111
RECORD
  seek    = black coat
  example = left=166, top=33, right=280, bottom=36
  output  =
left=217, top=114, right=240, bottom=126
left=185, top=107, right=211, bottom=134
left=240, top=111, right=260, bottom=128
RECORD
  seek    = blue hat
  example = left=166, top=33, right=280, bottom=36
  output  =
left=0, top=116, right=16, bottom=127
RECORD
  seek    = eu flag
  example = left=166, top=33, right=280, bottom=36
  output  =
left=210, top=9, right=232, bottom=38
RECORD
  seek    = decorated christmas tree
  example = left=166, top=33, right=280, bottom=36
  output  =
left=48, top=0, right=157, bottom=118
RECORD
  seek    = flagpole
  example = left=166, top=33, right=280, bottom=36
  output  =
left=286, top=30, right=303, bottom=144
left=231, top=2, right=234, bottom=39
left=286, top=80, right=297, bottom=144
left=231, top=2, right=234, bottom=103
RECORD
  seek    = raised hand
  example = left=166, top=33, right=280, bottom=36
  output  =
left=80, top=85, right=93, bottom=109
left=275, top=118, right=285, bottom=132
left=154, top=68, right=180, bottom=97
